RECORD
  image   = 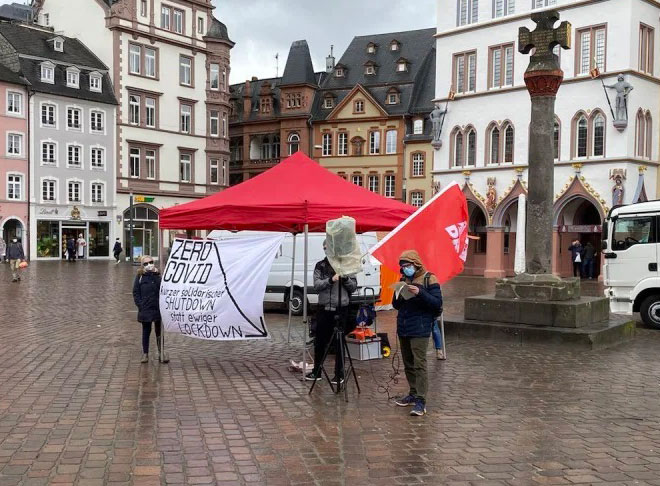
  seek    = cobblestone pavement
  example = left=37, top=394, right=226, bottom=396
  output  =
left=1, top=262, right=659, bottom=485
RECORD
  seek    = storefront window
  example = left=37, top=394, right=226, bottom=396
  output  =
left=123, top=205, right=159, bottom=259
left=37, top=220, right=60, bottom=257
left=89, top=222, right=110, bottom=257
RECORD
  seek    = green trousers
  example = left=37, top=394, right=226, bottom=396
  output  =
left=399, top=336, right=430, bottom=402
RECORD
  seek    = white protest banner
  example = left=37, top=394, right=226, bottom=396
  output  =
left=160, top=234, right=285, bottom=341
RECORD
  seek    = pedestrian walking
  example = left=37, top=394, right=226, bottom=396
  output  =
left=393, top=250, right=443, bottom=416
left=582, top=241, right=597, bottom=280
left=76, top=234, right=86, bottom=259
left=0, top=236, right=6, bottom=263
left=568, top=239, right=583, bottom=278
left=6, top=237, right=25, bottom=282
left=113, top=238, right=123, bottom=264
left=133, top=255, right=168, bottom=363
left=66, top=236, right=76, bottom=262
left=305, top=239, right=357, bottom=386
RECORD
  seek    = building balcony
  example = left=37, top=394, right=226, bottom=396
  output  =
left=249, top=158, right=280, bottom=165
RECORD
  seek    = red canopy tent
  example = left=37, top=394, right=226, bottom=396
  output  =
left=158, top=152, right=415, bottom=371
left=159, top=152, right=414, bottom=233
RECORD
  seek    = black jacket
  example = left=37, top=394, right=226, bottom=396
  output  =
left=133, top=271, right=162, bottom=322
left=113, top=241, right=122, bottom=254
left=6, top=242, right=24, bottom=260
left=393, top=278, right=443, bottom=338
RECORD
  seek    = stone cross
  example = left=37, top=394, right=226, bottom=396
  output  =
left=518, top=11, right=571, bottom=74
left=518, top=10, right=571, bottom=275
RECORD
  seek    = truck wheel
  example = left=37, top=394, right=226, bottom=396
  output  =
left=640, top=295, right=660, bottom=329
left=288, top=288, right=304, bottom=316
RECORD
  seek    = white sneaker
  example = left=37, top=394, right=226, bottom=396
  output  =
left=436, top=349, right=446, bottom=360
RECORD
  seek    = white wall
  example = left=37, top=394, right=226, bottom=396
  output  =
left=434, top=0, right=659, bottom=216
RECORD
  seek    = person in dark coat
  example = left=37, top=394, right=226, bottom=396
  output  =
left=568, top=240, right=583, bottom=277
left=113, top=238, right=123, bottom=264
left=582, top=241, right=597, bottom=280
left=133, top=255, right=168, bottom=363
left=66, top=236, right=76, bottom=262
left=393, top=250, right=443, bottom=417
left=306, top=240, right=358, bottom=385
left=6, top=237, right=25, bottom=282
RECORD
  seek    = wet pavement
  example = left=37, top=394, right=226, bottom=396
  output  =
left=0, top=261, right=659, bottom=485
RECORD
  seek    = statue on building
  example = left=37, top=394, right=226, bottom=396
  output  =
left=430, top=103, right=447, bottom=148
left=610, top=169, right=626, bottom=206
left=486, top=177, right=497, bottom=216
left=604, top=74, right=633, bottom=130
left=71, top=206, right=81, bottom=220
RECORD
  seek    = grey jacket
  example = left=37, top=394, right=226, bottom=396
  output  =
left=313, top=258, right=357, bottom=311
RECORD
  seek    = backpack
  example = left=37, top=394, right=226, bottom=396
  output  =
left=423, top=272, right=443, bottom=319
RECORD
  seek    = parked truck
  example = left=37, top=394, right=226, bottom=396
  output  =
left=603, top=201, right=660, bottom=328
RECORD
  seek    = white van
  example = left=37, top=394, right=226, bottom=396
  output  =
left=603, top=201, right=660, bottom=327
left=208, top=231, right=381, bottom=315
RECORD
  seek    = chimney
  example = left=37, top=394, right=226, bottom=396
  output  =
left=326, top=45, right=335, bottom=73
left=243, top=80, right=252, bottom=117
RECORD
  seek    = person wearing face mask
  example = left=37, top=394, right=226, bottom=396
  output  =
left=6, top=237, right=25, bottom=282
left=305, top=240, right=358, bottom=385
left=133, top=255, right=168, bottom=363
left=393, top=250, right=443, bottom=416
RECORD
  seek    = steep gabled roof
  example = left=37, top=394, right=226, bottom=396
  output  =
left=281, top=40, right=317, bottom=86
left=0, top=23, right=108, bottom=69
left=323, top=27, right=435, bottom=89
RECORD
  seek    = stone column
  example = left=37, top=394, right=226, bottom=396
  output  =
left=526, top=93, right=557, bottom=274
left=484, top=228, right=506, bottom=278
left=518, top=10, right=571, bottom=274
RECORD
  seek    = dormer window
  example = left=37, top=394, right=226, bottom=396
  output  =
left=390, top=40, right=400, bottom=51
left=335, top=67, right=345, bottom=78
left=52, top=37, right=64, bottom=52
left=387, top=89, right=400, bottom=105
left=323, top=96, right=334, bottom=109
left=89, top=73, right=102, bottom=92
left=366, top=42, right=377, bottom=54
left=396, top=59, right=409, bottom=72
left=364, top=62, right=377, bottom=75
left=66, top=68, right=80, bottom=88
left=40, top=62, right=54, bottom=84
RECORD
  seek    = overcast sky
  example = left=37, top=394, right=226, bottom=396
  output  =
left=0, top=0, right=435, bottom=84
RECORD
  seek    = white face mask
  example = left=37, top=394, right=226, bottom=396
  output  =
left=12, top=239, right=17, bottom=243
left=145, top=263, right=155, bottom=272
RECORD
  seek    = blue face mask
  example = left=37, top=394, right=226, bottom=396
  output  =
left=402, top=266, right=415, bottom=278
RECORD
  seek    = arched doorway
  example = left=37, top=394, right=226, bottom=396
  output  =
left=555, top=197, right=603, bottom=278
left=123, top=205, right=159, bottom=260
left=465, top=202, right=488, bottom=275
left=1, top=218, right=25, bottom=257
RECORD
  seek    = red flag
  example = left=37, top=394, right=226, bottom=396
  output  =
left=369, top=182, right=469, bottom=285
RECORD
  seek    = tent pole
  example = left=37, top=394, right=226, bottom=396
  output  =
left=287, top=233, right=296, bottom=343
left=302, top=224, right=309, bottom=380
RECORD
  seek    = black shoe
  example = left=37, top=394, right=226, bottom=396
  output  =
left=305, top=372, right=321, bottom=381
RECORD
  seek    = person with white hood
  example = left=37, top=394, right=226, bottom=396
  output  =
left=76, top=234, right=86, bottom=259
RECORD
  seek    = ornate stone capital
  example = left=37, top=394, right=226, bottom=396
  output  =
left=523, top=69, right=564, bottom=98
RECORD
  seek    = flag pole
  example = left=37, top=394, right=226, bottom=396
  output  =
left=600, top=78, right=615, bottom=119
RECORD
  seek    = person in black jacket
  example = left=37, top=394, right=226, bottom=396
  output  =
left=66, top=236, right=76, bottom=262
left=6, top=237, right=25, bottom=282
left=112, top=238, right=123, bottom=264
left=133, top=255, right=168, bottom=363
left=306, top=240, right=357, bottom=385
left=393, top=250, right=443, bottom=416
